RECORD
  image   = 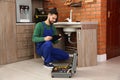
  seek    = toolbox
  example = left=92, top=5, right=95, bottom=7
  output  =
left=51, top=53, right=78, bottom=78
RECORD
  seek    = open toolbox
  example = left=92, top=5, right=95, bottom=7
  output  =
left=51, top=53, right=78, bottom=78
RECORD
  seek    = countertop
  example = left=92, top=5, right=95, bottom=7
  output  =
left=16, top=22, right=98, bottom=28
left=16, top=22, right=35, bottom=26
left=54, top=22, right=98, bottom=28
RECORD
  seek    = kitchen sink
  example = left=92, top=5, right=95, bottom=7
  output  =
left=54, top=22, right=81, bottom=25
left=54, top=22, right=81, bottom=33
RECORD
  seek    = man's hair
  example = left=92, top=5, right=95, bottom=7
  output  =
left=49, top=8, right=58, bottom=16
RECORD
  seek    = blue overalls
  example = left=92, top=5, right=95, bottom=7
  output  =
left=36, top=22, right=69, bottom=64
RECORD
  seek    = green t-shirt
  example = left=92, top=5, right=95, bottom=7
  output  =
left=32, top=22, right=58, bottom=43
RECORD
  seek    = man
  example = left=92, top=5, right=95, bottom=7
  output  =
left=32, top=8, right=69, bottom=67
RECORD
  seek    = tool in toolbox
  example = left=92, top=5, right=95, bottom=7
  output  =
left=51, top=53, right=78, bottom=78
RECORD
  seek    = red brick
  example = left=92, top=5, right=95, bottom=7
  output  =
left=44, top=0, right=107, bottom=55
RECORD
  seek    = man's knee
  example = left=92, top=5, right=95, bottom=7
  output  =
left=44, top=41, right=52, bottom=47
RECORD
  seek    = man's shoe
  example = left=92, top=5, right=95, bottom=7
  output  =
left=44, top=62, right=54, bottom=68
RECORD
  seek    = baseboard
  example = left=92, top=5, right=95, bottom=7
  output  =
left=97, top=54, right=107, bottom=62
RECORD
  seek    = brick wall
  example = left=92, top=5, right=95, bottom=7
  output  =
left=44, top=0, right=107, bottom=55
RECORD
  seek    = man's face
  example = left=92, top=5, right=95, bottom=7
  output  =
left=48, top=14, right=57, bottom=24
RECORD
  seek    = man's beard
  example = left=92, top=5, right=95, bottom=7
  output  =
left=48, top=19, right=54, bottom=25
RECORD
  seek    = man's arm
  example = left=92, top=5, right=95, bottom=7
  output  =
left=32, top=22, right=45, bottom=43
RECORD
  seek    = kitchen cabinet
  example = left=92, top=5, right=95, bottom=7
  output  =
left=0, top=1, right=17, bottom=64
left=77, top=24, right=97, bottom=67
left=16, top=24, right=34, bottom=61
left=54, top=22, right=98, bottom=67
left=0, top=0, right=44, bottom=64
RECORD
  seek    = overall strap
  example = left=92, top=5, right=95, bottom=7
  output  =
left=41, top=21, right=46, bottom=29
left=41, top=21, right=53, bottom=32
left=41, top=21, right=53, bottom=30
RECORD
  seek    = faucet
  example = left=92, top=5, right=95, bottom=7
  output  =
left=65, top=9, right=73, bottom=22
left=70, top=9, right=72, bottom=22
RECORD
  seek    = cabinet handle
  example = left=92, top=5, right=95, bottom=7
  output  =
left=108, top=11, right=111, bottom=18
left=78, top=31, right=81, bottom=40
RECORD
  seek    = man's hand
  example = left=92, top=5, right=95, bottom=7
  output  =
left=44, top=36, right=53, bottom=41
left=58, top=34, right=62, bottom=41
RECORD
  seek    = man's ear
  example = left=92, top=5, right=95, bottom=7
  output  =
left=47, top=13, right=51, bottom=19
left=48, top=13, right=51, bottom=16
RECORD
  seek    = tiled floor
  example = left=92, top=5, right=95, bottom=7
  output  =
left=0, top=56, right=120, bottom=80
